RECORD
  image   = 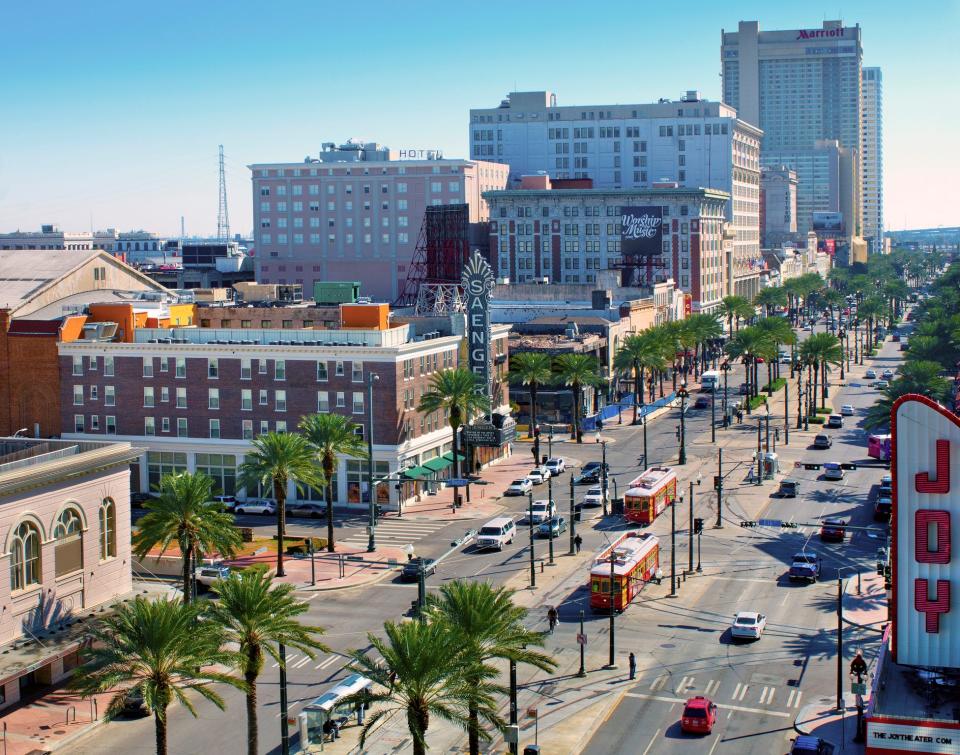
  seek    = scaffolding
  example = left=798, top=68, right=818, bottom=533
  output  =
left=395, top=204, right=471, bottom=309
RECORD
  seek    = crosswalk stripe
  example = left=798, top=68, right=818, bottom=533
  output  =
left=273, top=654, right=299, bottom=669
left=650, top=674, right=668, bottom=692
left=293, top=655, right=312, bottom=669
left=731, top=683, right=749, bottom=702
left=759, top=686, right=774, bottom=705
left=705, top=679, right=720, bottom=696
left=625, top=691, right=790, bottom=719
left=315, top=655, right=339, bottom=670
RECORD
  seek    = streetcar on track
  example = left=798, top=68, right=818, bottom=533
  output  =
left=623, top=466, right=678, bottom=525
left=589, top=531, right=660, bottom=612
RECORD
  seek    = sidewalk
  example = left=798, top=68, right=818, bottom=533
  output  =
left=795, top=693, right=865, bottom=754
left=842, top=571, right=889, bottom=632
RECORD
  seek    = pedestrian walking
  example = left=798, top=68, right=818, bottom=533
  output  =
left=574, top=533, right=583, bottom=554
left=547, top=606, right=559, bottom=633
left=628, top=652, right=637, bottom=680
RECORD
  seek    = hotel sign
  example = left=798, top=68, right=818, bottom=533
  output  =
left=462, top=251, right=495, bottom=402
left=796, top=27, right=847, bottom=39
left=892, top=395, right=960, bottom=668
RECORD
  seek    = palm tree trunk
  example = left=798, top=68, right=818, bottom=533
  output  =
left=767, top=363, right=773, bottom=394
left=274, top=478, right=286, bottom=577
left=181, top=543, right=193, bottom=605
left=325, top=457, right=335, bottom=553
left=245, top=671, right=258, bottom=755
left=572, top=385, right=582, bottom=443
left=155, top=709, right=168, bottom=755
left=467, top=701, right=480, bottom=755
left=632, top=364, right=641, bottom=423
left=409, top=704, right=429, bottom=755
left=530, top=384, right=540, bottom=461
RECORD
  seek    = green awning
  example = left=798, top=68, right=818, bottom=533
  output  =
left=441, top=452, right=466, bottom=463
left=422, top=456, right=453, bottom=472
left=402, top=465, right=431, bottom=480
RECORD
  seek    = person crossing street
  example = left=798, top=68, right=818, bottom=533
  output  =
left=547, top=606, right=559, bottom=633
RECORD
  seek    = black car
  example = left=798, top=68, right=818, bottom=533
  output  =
left=130, top=492, right=154, bottom=509
left=120, top=690, right=149, bottom=718
left=574, top=461, right=607, bottom=484
left=694, top=396, right=710, bottom=409
left=400, top=557, right=437, bottom=582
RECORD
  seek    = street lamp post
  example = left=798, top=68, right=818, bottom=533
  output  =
left=756, top=415, right=763, bottom=486
left=677, top=384, right=689, bottom=465
left=366, top=373, right=380, bottom=552
left=600, top=441, right=609, bottom=516
left=784, top=379, right=789, bottom=446
left=509, top=658, right=518, bottom=755
left=715, top=447, right=724, bottom=529
left=687, top=480, right=695, bottom=573
left=838, top=330, right=846, bottom=381
left=641, top=414, right=649, bottom=467
left=568, top=475, right=576, bottom=556
left=796, top=374, right=804, bottom=430
left=577, top=610, right=586, bottom=677
left=721, top=361, right=730, bottom=422
left=765, top=409, right=771, bottom=453
left=547, top=472, right=555, bottom=565
left=710, top=384, right=716, bottom=443
left=528, top=493, right=536, bottom=588
left=670, top=491, right=679, bottom=597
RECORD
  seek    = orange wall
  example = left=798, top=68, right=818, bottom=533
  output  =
left=88, top=303, right=139, bottom=343
left=340, top=303, right=389, bottom=330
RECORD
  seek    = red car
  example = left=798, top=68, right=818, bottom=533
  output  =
left=681, top=696, right=718, bottom=734
left=819, top=517, right=847, bottom=542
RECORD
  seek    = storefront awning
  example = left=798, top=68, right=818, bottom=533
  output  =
left=422, top=456, right=452, bottom=472
left=402, top=465, right=431, bottom=480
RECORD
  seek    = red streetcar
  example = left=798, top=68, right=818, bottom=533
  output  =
left=623, top=466, right=678, bottom=525
left=589, top=531, right=660, bottom=612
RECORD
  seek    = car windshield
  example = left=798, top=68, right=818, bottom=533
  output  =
left=737, top=616, right=757, bottom=625
left=532, top=503, right=549, bottom=510
left=683, top=707, right=707, bottom=718
left=479, top=527, right=502, bottom=536
left=795, top=554, right=817, bottom=564
left=587, top=487, right=601, bottom=495
left=510, top=480, right=527, bottom=486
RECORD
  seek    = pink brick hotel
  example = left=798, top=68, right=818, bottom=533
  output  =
left=249, top=141, right=509, bottom=301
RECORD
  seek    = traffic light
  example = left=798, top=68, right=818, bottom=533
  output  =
left=694, top=518, right=704, bottom=534
left=780, top=522, right=798, bottom=529
left=739, top=520, right=757, bottom=528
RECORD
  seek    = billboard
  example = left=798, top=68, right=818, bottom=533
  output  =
left=461, top=251, right=495, bottom=402
left=621, top=206, right=664, bottom=257
left=812, top=212, right=843, bottom=233
left=892, top=395, right=960, bottom=668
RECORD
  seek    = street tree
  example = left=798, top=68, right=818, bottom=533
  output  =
left=508, top=351, right=554, bottom=457
left=552, top=353, right=601, bottom=443
left=417, top=367, right=491, bottom=480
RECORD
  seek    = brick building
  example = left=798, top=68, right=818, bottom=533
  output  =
left=58, top=318, right=511, bottom=508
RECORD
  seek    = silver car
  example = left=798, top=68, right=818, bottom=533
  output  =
left=234, top=498, right=277, bottom=515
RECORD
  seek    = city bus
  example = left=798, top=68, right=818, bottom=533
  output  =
left=867, top=433, right=891, bottom=461
left=623, top=466, right=678, bottom=525
left=590, top=531, right=660, bottom=612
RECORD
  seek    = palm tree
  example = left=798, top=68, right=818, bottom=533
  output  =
left=801, top=332, right=844, bottom=405
left=133, top=471, right=242, bottom=604
left=755, top=316, right=797, bottom=383
left=725, top=326, right=767, bottom=410
left=753, top=287, right=787, bottom=317
left=425, top=581, right=556, bottom=755
left=418, top=367, right=491, bottom=482
left=508, top=351, right=554, bottom=458
left=720, top=295, right=754, bottom=334
left=298, top=413, right=367, bottom=553
left=553, top=353, right=601, bottom=443
left=239, top=432, right=324, bottom=571
left=206, top=566, right=329, bottom=755
left=865, top=361, right=953, bottom=430
left=857, top=296, right=886, bottom=351
left=685, top=313, right=723, bottom=376
left=614, top=332, right=667, bottom=422
left=69, top=596, right=242, bottom=755
left=344, top=620, right=504, bottom=755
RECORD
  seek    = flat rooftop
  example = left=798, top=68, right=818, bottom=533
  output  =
left=0, top=438, right=141, bottom=498
left=872, top=641, right=960, bottom=723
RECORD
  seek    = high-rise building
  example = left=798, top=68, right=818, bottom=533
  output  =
left=760, top=165, right=798, bottom=247
left=722, top=20, right=863, bottom=241
left=469, top=91, right=762, bottom=300
left=861, top=67, right=883, bottom=254
left=248, top=141, right=508, bottom=302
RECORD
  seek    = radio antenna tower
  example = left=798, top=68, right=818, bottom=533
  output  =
left=216, top=144, right=230, bottom=242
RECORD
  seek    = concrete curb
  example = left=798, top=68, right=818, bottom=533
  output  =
left=47, top=715, right=109, bottom=753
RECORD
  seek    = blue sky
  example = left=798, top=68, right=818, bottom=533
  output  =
left=1, top=0, right=957, bottom=236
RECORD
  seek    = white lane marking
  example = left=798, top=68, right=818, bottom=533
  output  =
left=272, top=654, right=299, bottom=669
left=791, top=690, right=803, bottom=708
left=624, top=692, right=790, bottom=718
left=704, top=679, right=720, bottom=696
left=315, top=655, right=339, bottom=670
left=650, top=674, right=668, bottom=692
left=732, top=682, right=742, bottom=701
left=641, top=729, right=661, bottom=755
left=707, top=734, right=722, bottom=755
left=735, top=683, right=749, bottom=701
left=759, top=686, right=774, bottom=705
left=678, top=675, right=694, bottom=693
left=292, top=655, right=312, bottom=669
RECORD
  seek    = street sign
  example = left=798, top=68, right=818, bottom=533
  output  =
left=526, top=707, right=538, bottom=719
left=758, top=518, right=782, bottom=527
left=851, top=682, right=867, bottom=695
left=576, top=633, right=587, bottom=646
left=446, top=478, right=470, bottom=487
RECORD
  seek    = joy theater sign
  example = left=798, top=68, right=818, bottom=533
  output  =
left=892, top=396, right=959, bottom=668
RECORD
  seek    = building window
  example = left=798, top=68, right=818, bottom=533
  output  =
left=259, top=389, right=268, bottom=405
left=208, top=358, right=218, bottom=378
left=275, top=390, right=287, bottom=412
left=73, top=385, right=84, bottom=406
left=260, top=420, right=270, bottom=435
left=162, top=417, right=170, bottom=433
left=336, top=391, right=345, bottom=408
left=275, top=360, right=286, bottom=380
left=335, top=361, right=344, bottom=376
left=317, top=361, right=328, bottom=381
left=146, top=451, right=187, bottom=490
left=72, top=356, right=83, bottom=376
left=99, top=499, right=116, bottom=560
left=176, top=387, right=187, bottom=408
left=90, top=414, right=100, bottom=431
left=145, top=416, right=155, bottom=436
left=242, top=419, right=253, bottom=440
left=143, top=357, right=153, bottom=377
left=352, top=391, right=364, bottom=414
left=175, top=357, right=186, bottom=378
left=259, top=359, right=267, bottom=374
left=241, top=359, right=251, bottom=380
left=242, top=389, right=252, bottom=411
left=73, top=414, right=84, bottom=433
left=10, top=521, right=41, bottom=592
left=143, top=387, right=155, bottom=408
left=196, top=453, right=237, bottom=496
left=208, top=388, right=220, bottom=409
left=53, top=508, right=83, bottom=577
left=209, top=419, right=221, bottom=439
left=351, top=361, right=363, bottom=382
left=104, top=356, right=114, bottom=377
left=106, top=415, right=116, bottom=434
left=159, top=356, right=169, bottom=373
left=317, top=391, right=329, bottom=412
left=276, top=420, right=287, bottom=433
left=177, top=418, right=188, bottom=438
left=88, top=356, right=98, bottom=371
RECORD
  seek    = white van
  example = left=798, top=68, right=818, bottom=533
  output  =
left=701, top=370, right=720, bottom=392
left=529, top=499, right=557, bottom=524
left=476, top=517, right=517, bottom=551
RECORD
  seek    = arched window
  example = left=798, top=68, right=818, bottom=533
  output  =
left=99, top=499, right=116, bottom=559
left=11, top=522, right=41, bottom=591
left=53, top=508, right=83, bottom=577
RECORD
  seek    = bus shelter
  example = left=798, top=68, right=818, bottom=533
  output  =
left=297, top=673, right=373, bottom=750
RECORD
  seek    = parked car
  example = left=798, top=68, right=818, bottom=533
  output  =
left=537, top=516, right=567, bottom=538
left=693, top=396, right=710, bottom=409
left=819, top=517, right=847, bottom=542
left=528, top=499, right=557, bottom=524
left=840, top=404, right=855, bottom=416
left=545, top=457, right=566, bottom=476
left=874, top=493, right=893, bottom=521
left=213, top=495, right=237, bottom=511
left=879, top=474, right=893, bottom=495
left=476, top=517, right=517, bottom=550
left=777, top=478, right=800, bottom=498
left=738, top=382, right=751, bottom=395
left=826, top=415, right=844, bottom=429
left=730, top=611, right=767, bottom=640
left=892, top=334, right=901, bottom=342
left=789, top=552, right=821, bottom=583
left=505, top=478, right=534, bottom=496
left=881, top=369, right=895, bottom=380
left=680, top=696, right=718, bottom=735
left=813, top=434, right=833, bottom=449
left=791, top=734, right=834, bottom=754
left=574, top=461, right=607, bottom=485
left=400, top=557, right=437, bottom=581
left=234, top=498, right=277, bottom=515
left=865, top=369, right=877, bottom=379
left=823, top=462, right=845, bottom=481
left=285, top=501, right=325, bottom=518
left=582, top=486, right=608, bottom=507
left=195, top=564, right=231, bottom=591
left=527, top=468, right=549, bottom=485
left=874, top=380, right=889, bottom=390
left=120, top=690, right=149, bottom=718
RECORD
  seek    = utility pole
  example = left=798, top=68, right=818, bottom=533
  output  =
left=547, top=471, right=555, bottom=565
left=784, top=380, right=789, bottom=446
left=509, top=659, right=518, bottom=755
left=670, top=494, right=677, bottom=596
left=756, top=416, right=763, bottom=485
left=642, top=414, right=649, bottom=467
left=577, top=610, right=586, bottom=677
left=607, top=548, right=617, bottom=667
left=837, top=575, right=844, bottom=711
left=279, top=642, right=290, bottom=755
left=568, top=474, right=576, bottom=555
left=715, top=447, right=723, bottom=528
left=688, top=480, right=694, bottom=573
left=601, top=441, right=609, bottom=516
left=366, top=373, right=379, bottom=552
left=677, top=383, right=689, bottom=465
left=765, top=410, right=771, bottom=453
left=528, top=493, right=536, bottom=588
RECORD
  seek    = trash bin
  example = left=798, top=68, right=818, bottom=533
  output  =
left=523, top=746, right=541, bottom=755
left=611, top=497, right=624, bottom=517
